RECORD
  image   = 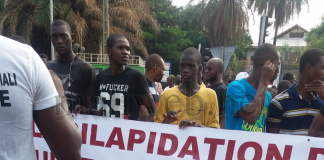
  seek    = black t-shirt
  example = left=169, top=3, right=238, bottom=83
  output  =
left=46, top=56, right=98, bottom=111
left=97, top=67, right=150, bottom=120
left=208, top=82, right=227, bottom=110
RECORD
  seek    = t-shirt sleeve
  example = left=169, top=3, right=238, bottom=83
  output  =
left=154, top=93, right=167, bottom=123
left=225, top=83, right=250, bottom=115
left=29, top=48, right=60, bottom=110
left=206, top=91, right=220, bottom=128
left=266, top=98, right=283, bottom=127
left=84, top=66, right=99, bottom=95
left=135, top=72, right=150, bottom=95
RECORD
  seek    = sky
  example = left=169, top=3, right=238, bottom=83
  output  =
left=172, top=0, right=324, bottom=45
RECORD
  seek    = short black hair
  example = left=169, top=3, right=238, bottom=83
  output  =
left=145, top=54, right=163, bottom=71
left=10, top=35, right=26, bottom=44
left=51, top=19, right=72, bottom=34
left=278, top=80, right=291, bottom=94
left=267, top=87, right=277, bottom=98
left=106, top=34, right=127, bottom=48
left=39, top=54, right=48, bottom=60
left=283, top=72, right=294, bottom=81
left=253, top=43, right=279, bottom=68
left=299, top=49, right=324, bottom=72
left=181, top=47, right=201, bottom=65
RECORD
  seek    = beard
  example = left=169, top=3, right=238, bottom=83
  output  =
left=207, top=74, right=217, bottom=83
left=155, top=74, right=163, bottom=82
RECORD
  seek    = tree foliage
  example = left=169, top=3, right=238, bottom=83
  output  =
left=304, top=16, right=324, bottom=52
left=0, top=0, right=159, bottom=57
left=248, top=0, right=308, bottom=44
left=201, top=0, right=249, bottom=46
left=143, top=0, right=209, bottom=75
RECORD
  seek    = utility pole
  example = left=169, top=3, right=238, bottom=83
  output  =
left=103, top=0, right=109, bottom=57
left=50, top=0, right=54, bottom=60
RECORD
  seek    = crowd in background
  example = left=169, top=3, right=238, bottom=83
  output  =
left=2, top=19, right=324, bottom=159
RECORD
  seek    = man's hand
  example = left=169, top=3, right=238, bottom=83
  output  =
left=260, top=60, right=276, bottom=84
left=179, top=119, right=197, bottom=129
left=139, top=105, right=149, bottom=121
left=163, top=111, right=178, bottom=124
left=74, top=105, right=88, bottom=116
left=306, top=80, right=324, bottom=99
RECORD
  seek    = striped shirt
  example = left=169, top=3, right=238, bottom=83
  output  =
left=146, top=78, right=159, bottom=106
left=267, top=84, right=324, bottom=135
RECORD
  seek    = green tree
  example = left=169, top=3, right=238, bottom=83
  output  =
left=143, top=0, right=206, bottom=75
left=303, top=15, right=324, bottom=52
left=0, top=0, right=159, bottom=57
left=248, top=0, right=309, bottom=45
left=177, top=2, right=209, bottom=48
left=144, top=25, right=192, bottom=74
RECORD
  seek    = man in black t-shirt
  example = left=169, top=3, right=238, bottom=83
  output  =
left=96, top=34, right=156, bottom=121
left=204, top=58, right=227, bottom=129
left=46, top=20, right=98, bottom=112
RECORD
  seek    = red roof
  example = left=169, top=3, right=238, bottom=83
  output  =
left=276, top=24, right=308, bottom=38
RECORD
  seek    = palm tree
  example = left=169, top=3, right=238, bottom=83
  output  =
left=189, top=0, right=248, bottom=46
left=189, top=0, right=249, bottom=46
left=0, top=0, right=159, bottom=57
left=248, top=0, right=309, bottom=45
left=195, top=0, right=249, bottom=46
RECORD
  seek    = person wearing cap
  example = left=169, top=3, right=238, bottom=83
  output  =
left=164, top=75, right=176, bottom=91
left=225, top=44, right=280, bottom=132
left=235, top=72, right=249, bottom=81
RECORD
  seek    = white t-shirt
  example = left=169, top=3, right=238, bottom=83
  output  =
left=0, top=36, right=60, bottom=160
left=164, top=86, right=174, bottom=91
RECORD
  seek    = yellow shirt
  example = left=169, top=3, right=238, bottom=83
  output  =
left=201, top=82, right=206, bottom=87
left=154, top=86, right=220, bottom=128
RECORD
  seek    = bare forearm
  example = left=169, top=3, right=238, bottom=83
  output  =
left=34, top=105, right=81, bottom=160
left=238, top=80, right=269, bottom=124
left=146, top=106, right=156, bottom=122
left=242, top=81, right=268, bottom=115
left=308, top=130, right=324, bottom=137
left=142, top=94, right=156, bottom=122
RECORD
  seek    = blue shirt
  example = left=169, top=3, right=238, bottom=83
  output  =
left=267, top=84, right=324, bottom=135
left=225, top=78, right=272, bottom=132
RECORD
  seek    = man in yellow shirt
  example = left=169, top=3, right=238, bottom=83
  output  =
left=154, top=47, right=220, bottom=128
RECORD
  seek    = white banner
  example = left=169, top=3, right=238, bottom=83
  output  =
left=34, top=115, right=324, bottom=160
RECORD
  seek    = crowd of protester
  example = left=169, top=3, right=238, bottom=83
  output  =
left=2, top=19, right=324, bottom=159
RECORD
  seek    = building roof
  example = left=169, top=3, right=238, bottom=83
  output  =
left=276, top=24, right=308, bottom=38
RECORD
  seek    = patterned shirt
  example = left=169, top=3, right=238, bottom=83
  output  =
left=267, top=84, right=324, bottom=135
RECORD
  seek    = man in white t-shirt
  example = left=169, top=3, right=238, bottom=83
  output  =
left=0, top=36, right=81, bottom=160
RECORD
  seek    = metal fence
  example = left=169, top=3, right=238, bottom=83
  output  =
left=76, top=53, right=143, bottom=66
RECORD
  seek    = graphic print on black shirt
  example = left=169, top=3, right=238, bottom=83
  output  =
left=97, top=67, right=150, bottom=120
left=46, top=56, right=98, bottom=112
